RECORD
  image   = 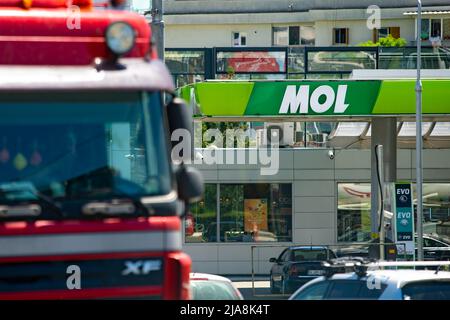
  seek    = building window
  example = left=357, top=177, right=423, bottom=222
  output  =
left=333, top=28, right=349, bottom=45
left=431, top=19, right=442, bottom=38
left=444, top=19, right=450, bottom=40
left=301, top=26, right=316, bottom=45
left=185, top=184, right=217, bottom=243
left=185, top=183, right=293, bottom=243
left=232, top=32, right=247, bottom=47
left=219, top=183, right=292, bottom=242
left=373, top=27, right=400, bottom=42
left=273, top=27, right=288, bottom=46
left=421, top=19, right=430, bottom=40
left=272, top=26, right=315, bottom=46
left=289, top=26, right=300, bottom=45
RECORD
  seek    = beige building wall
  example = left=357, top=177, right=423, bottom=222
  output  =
left=165, top=24, right=272, bottom=48
left=166, top=18, right=417, bottom=48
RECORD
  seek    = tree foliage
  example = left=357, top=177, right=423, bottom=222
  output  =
left=359, top=34, right=407, bottom=47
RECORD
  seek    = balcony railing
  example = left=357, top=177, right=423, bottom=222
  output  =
left=165, top=46, right=450, bottom=88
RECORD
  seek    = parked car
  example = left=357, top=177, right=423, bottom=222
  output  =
left=289, top=268, right=450, bottom=300
left=269, top=246, right=337, bottom=294
left=336, top=234, right=450, bottom=261
left=189, top=273, right=244, bottom=300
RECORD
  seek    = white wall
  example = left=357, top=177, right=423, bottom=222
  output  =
left=165, top=24, right=272, bottom=48
left=185, top=148, right=450, bottom=275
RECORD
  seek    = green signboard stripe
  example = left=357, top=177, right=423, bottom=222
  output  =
left=183, top=80, right=450, bottom=117
left=373, top=80, right=450, bottom=114
left=195, top=82, right=254, bottom=116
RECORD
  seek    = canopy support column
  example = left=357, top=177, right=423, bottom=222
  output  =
left=371, top=117, right=397, bottom=240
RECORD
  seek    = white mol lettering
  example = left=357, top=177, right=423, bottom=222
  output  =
left=279, top=85, right=349, bottom=114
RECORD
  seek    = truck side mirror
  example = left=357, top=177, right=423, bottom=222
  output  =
left=269, top=257, right=277, bottom=263
left=166, top=97, right=192, bottom=144
left=176, top=163, right=204, bottom=206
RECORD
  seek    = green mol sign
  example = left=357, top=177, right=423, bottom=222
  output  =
left=181, top=80, right=450, bottom=118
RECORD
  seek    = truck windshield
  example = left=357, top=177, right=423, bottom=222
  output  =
left=0, top=91, right=172, bottom=219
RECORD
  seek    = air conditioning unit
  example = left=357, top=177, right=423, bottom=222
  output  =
left=259, top=122, right=295, bottom=147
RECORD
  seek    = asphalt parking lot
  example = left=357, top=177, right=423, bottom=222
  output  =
left=229, top=277, right=289, bottom=300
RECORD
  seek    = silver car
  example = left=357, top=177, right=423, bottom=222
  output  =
left=289, top=268, right=450, bottom=300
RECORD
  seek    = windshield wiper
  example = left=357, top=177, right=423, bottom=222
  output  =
left=0, top=203, right=42, bottom=218
left=82, top=196, right=153, bottom=217
left=0, top=188, right=65, bottom=218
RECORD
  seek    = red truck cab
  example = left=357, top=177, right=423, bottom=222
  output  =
left=0, top=0, right=202, bottom=299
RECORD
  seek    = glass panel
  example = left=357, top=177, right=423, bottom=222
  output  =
left=307, top=50, right=376, bottom=73
left=186, top=184, right=218, bottom=243
left=216, top=50, right=286, bottom=73
left=305, top=73, right=344, bottom=79
left=174, top=74, right=204, bottom=88
left=431, top=19, right=442, bottom=38
left=301, top=26, right=316, bottom=46
left=165, top=50, right=205, bottom=74
left=288, top=47, right=305, bottom=73
left=337, top=183, right=371, bottom=243
left=421, top=19, right=430, bottom=40
left=431, top=122, right=450, bottom=136
left=444, top=19, right=450, bottom=40
left=219, top=184, right=292, bottom=242
left=398, top=122, right=432, bottom=136
left=250, top=74, right=286, bottom=80
left=332, top=122, right=368, bottom=137
left=273, top=27, right=288, bottom=46
left=289, top=26, right=300, bottom=46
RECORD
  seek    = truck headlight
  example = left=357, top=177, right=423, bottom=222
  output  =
left=105, top=22, right=136, bottom=56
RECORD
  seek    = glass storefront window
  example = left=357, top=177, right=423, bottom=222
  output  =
left=219, top=183, right=292, bottom=242
left=186, top=184, right=218, bottom=243
left=338, top=182, right=450, bottom=243
left=337, top=183, right=372, bottom=243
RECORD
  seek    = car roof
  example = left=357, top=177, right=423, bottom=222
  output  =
left=305, top=269, right=450, bottom=288
left=290, top=246, right=330, bottom=250
left=190, top=273, right=233, bottom=283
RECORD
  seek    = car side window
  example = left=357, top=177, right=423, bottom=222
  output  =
left=326, top=281, right=362, bottom=299
left=424, top=238, right=446, bottom=247
left=325, top=280, right=386, bottom=300
left=278, top=249, right=289, bottom=262
left=291, top=281, right=330, bottom=300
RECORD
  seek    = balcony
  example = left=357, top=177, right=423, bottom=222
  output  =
left=165, top=46, right=450, bottom=87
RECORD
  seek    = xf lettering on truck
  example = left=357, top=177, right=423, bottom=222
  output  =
left=279, top=85, right=349, bottom=114
left=122, top=260, right=162, bottom=276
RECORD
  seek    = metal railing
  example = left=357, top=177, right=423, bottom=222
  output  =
left=165, top=46, right=450, bottom=87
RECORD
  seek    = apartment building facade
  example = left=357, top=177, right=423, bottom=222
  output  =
left=162, top=0, right=450, bottom=48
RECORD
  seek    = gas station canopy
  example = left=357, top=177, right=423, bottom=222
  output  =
left=180, top=80, right=450, bottom=122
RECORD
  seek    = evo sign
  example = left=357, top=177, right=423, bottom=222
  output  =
left=279, top=85, right=350, bottom=114
left=394, top=183, right=415, bottom=260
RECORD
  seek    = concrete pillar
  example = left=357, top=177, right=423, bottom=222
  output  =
left=371, top=117, right=397, bottom=237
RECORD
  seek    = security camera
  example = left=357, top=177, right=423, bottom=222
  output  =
left=328, top=150, right=335, bottom=160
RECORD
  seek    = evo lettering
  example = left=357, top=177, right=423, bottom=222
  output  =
left=279, top=85, right=350, bottom=114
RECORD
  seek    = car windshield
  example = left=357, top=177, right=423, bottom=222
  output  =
left=191, top=280, right=241, bottom=300
left=0, top=91, right=171, bottom=220
left=402, top=281, right=450, bottom=300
